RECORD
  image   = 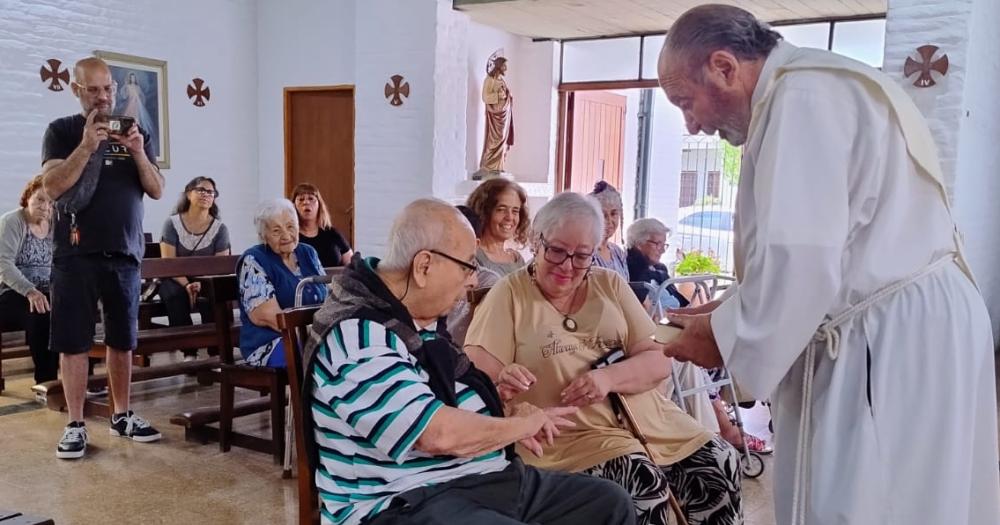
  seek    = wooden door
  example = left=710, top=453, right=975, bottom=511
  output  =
left=284, top=86, right=356, bottom=245
left=565, top=90, right=627, bottom=194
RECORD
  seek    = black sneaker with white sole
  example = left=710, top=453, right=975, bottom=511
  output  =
left=56, top=421, right=88, bottom=459
left=110, top=411, right=162, bottom=443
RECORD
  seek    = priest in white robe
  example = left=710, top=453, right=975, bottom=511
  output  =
left=657, top=5, right=1000, bottom=525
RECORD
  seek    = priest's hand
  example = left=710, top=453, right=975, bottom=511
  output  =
left=663, top=313, right=724, bottom=369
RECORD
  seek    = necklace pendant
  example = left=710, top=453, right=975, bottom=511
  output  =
left=562, top=316, right=578, bottom=333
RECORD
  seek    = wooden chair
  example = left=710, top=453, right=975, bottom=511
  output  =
left=277, top=305, right=322, bottom=525
left=201, top=274, right=288, bottom=464
left=467, top=287, right=491, bottom=317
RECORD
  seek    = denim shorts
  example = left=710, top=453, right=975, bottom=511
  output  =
left=50, top=253, right=140, bottom=353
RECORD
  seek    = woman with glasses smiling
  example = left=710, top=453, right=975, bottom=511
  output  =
left=159, top=176, right=231, bottom=360
left=464, top=192, right=741, bottom=525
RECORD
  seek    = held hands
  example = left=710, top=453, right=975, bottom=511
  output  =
left=560, top=368, right=612, bottom=407
left=496, top=363, right=536, bottom=402
left=25, top=289, right=50, bottom=314
left=185, top=281, right=201, bottom=309
left=80, top=109, right=109, bottom=153
left=509, top=402, right=577, bottom=457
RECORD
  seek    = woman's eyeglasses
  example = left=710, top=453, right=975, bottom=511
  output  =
left=540, top=235, right=594, bottom=269
left=191, top=188, right=219, bottom=198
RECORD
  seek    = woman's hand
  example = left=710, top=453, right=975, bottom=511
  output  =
left=496, top=363, right=536, bottom=401
left=560, top=369, right=612, bottom=407
left=25, top=289, right=50, bottom=314
left=185, top=281, right=202, bottom=308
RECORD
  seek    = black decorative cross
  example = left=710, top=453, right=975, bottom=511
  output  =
left=904, top=45, right=949, bottom=88
left=40, top=59, right=69, bottom=92
left=186, top=78, right=210, bottom=107
left=384, top=75, right=410, bottom=106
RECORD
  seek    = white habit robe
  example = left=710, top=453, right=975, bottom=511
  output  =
left=710, top=41, right=1000, bottom=524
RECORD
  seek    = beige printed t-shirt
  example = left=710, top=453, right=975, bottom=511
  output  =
left=466, top=267, right=713, bottom=472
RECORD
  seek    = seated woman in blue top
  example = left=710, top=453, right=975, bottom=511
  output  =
left=237, top=199, right=328, bottom=368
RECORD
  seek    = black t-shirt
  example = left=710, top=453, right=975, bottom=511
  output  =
left=42, top=114, right=153, bottom=261
left=299, top=228, right=351, bottom=268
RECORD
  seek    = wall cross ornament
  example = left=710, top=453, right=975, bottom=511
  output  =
left=40, top=59, right=70, bottom=92
left=384, top=75, right=410, bottom=106
left=187, top=78, right=210, bottom=107
left=904, top=45, right=949, bottom=88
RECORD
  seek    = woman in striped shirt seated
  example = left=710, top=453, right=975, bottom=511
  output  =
left=301, top=198, right=636, bottom=525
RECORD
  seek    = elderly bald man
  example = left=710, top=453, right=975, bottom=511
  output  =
left=300, top=198, right=635, bottom=525
left=658, top=5, right=999, bottom=525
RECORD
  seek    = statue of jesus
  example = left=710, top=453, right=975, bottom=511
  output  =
left=477, top=56, right=514, bottom=177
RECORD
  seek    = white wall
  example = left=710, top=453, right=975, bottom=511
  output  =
left=464, top=21, right=558, bottom=186
left=0, top=0, right=260, bottom=249
left=885, top=0, right=1000, bottom=339
left=951, top=0, right=1000, bottom=338
left=255, top=0, right=355, bottom=209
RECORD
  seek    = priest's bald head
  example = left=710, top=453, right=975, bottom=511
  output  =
left=657, top=4, right=782, bottom=145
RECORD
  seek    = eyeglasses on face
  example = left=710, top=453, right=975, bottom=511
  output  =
left=645, top=239, right=669, bottom=250
left=75, top=83, right=114, bottom=95
left=429, top=249, right=479, bottom=276
left=191, top=187, right=219, bottom=198
left=540, top=235, right=594, bottom=269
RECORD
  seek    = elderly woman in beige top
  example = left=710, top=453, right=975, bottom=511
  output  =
left=465, top=192, right=741, bottom=525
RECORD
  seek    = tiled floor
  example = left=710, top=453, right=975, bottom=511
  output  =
left=0, top=354, right=777, bottom=525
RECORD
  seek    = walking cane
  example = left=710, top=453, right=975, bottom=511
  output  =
left=596, top=348, right=689, bottom=525
left=611, top=392, right=690, bottom=525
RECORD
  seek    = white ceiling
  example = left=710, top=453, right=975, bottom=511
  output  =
left=454, top=0, right=886, bottom=40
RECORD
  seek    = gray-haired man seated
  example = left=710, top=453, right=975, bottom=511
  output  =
left=301, top=198, right=635, bottom=525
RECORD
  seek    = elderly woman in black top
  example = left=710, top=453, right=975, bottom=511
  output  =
left=625, top=218, right=688, bottom=310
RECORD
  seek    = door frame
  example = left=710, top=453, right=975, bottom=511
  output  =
left=282, top=84, right=356, bottom=195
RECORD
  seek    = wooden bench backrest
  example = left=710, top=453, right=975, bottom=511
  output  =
left=201, top=274, right=241, bottom=365
left=141, top=255, right=239, bottom=280
left=277, top=306, right=321, bottom=525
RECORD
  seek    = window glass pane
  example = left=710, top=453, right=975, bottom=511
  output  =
left=641, top=34, right=667, bottom=79
left=832, top=19, right=886, bottom=67
left=775, top=23, right=830, bottom=49
left=563, top=37, right=641, bottom=82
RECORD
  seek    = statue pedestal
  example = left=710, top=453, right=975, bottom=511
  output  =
left=471, top=169, right=513, bottom=181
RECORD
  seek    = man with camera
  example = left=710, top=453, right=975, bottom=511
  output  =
left=41, top=56, right=165, bottom=459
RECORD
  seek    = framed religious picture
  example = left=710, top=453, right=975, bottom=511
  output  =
left=94, top=50, right=171, bottom=168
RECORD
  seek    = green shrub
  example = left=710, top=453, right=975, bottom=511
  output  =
left=674, top=251, right=721, bottom=276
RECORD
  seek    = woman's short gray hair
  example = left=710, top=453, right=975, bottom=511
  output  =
left=381, top=198, right=468, bottom=273
left=626, top=218, right=671, bottom=248
left=254, top=198, right=298, bottom=243
left=531, top=192, right=604, bottom=247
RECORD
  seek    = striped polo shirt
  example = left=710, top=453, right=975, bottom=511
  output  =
left=310, top=318, right=509, bottom=525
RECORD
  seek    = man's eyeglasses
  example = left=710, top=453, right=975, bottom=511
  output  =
left=191, top=188, right=219, bottom=198
left=429, top=250, right=479, bottom=276
left=540, top=235, right=594, bottom=270
left=75, top=83, right=114, bottom=96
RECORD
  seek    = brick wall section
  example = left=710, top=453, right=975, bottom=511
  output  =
left=885, top=0, right=1000, bottom=339
left=0, top=0, right=260, bottom=249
